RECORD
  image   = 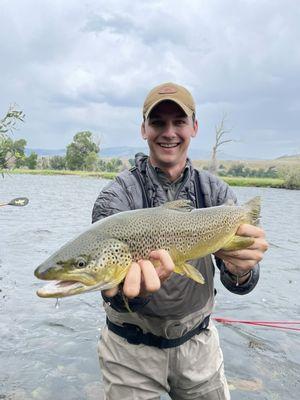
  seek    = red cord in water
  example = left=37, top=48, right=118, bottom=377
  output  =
left=213, top=317, right=300, bottom=331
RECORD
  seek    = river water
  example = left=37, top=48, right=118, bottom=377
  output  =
left=0, top=174, right=299, bottom=400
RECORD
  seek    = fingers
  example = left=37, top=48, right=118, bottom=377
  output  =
left=139, top=260, right=161, bottom=293
left=103, top=261, right=143, bottom=299
left=123, top=262, right=142, bottom=298
left=123, top=250, right=175, bottom=299
left=149, top=249, right=175, bottom=281
left=236, top=224, right=265, bottom=238
left=215, top=224, right=269, bottom=274
left=216, top=244, right=266, bottom=271
left=217, top=246, right=266, bottom=261
left=102, top=286, right=119, bottom=297
left=123, top=259, right=162, bottom=298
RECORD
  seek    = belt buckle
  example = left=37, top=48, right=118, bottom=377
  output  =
left=123, top=323, right=143, bottom=345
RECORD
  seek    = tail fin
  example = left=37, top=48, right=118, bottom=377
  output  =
left=244, top=196, right=261, bottom=226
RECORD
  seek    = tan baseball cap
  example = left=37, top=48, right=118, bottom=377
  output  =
left=143, top=82, right=196, bottom=119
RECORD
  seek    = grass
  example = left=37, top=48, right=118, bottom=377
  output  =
left=221, top=176, right=284, bottom=188
left=5, top=168, right=116, bottom=179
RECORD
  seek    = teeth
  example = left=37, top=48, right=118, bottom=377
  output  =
left=159, top=143, right=178, bottom=148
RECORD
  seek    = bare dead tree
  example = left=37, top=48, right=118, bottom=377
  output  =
left=209, top=113, right=233, bottom=175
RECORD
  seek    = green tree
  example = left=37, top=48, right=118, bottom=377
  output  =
left=105, top=158, right=123, bottom=172
left=49, top=155, right=66, bottom=170
left=128, top=158, right=135, bottom=167
left=66, top=131, right=99, bottom=170
left=25, top=152, right=38, bottom=169
left=84, top=151, right=99, bottom=171
left=0, top=136, right=26, bottom=169
left=38, top=156, right=50, bottom=170
left=227, top=163, right=245, bottom=177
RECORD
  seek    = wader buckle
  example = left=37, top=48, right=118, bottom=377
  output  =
left=122, top=322, right=144, bottom=345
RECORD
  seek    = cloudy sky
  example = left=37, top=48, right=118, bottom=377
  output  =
left=1, top=0, right=299, bottom=159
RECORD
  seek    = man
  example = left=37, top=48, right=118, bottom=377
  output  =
left=92, top=82, right=268, bottom=400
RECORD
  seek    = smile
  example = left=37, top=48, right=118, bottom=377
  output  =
left=158, top=143, right=180, bottom=148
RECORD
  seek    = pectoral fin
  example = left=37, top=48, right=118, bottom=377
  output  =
left=122, top=292, right=133, bottom=313
left=174, top=262, right=205, bottom=284
left=221, top=235, right=254, bottom=251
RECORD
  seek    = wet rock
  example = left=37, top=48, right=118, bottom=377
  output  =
left=248, top=339, right=266, bottom=350
left=228, top=377, right=263, bottom=392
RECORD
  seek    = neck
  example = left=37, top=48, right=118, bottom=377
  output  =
left=149, top=158, right=187, bottom=182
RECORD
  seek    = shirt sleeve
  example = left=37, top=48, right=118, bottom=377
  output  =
left=92, top=177, right=132, bottom=223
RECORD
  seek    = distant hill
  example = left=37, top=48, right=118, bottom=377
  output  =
left=101, top=146, right=148, bottom=158
left=26, top=146, right=241, bottom=160
left=26, top=148, right=66, bottom=157
left=275, top=154, right=300, bottom=161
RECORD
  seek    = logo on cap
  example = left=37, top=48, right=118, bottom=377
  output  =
left=158, top=86, right=178, bottom=94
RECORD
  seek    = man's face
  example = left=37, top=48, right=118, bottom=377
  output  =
left=141, top=101, right=198, bottom=170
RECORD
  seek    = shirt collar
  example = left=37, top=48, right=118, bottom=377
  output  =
left=149, top=162, right=189, bottom=186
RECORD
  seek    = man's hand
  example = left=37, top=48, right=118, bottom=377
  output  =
left=215, top=223, right=268, bottom=283
left=103, top=249, right=175, bottom=299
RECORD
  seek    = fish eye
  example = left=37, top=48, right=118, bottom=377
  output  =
left=76, top=258, right=86, bottom=268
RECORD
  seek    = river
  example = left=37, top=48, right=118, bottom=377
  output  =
left=0, top=174, right=299, bottom=399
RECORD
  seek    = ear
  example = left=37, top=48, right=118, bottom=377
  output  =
left=141, top=121, right=147, bottom=140
left=191, top=118, right=198, bottom=138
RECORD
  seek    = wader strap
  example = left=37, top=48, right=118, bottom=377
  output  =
left=194, top=169, right=206, bottom=209
left=106, top=315, right=210, bottom=349
left=130, top=167, right=150, bottom=208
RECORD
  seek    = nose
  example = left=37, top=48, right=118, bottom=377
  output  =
left=162, top=121, right=176, bottom=138
left=34, top=262, right=62, bottom=279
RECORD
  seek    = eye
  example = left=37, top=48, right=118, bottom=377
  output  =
left=150, top=120, right=164, bottom=127
left=76, top=258, right=86, bottom=268
left=175, top=119, right=186, bottom=126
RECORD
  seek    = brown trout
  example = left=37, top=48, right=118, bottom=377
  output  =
left=34, top=197, right=260, bottom=298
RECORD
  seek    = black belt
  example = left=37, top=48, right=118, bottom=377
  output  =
left=106, top=315, right=210, bottom=349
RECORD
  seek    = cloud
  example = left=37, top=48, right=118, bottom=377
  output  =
left=1, top=0, right=299, bottom=158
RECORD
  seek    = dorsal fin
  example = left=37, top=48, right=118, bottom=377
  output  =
left=160, top=200, right=194, bottom=212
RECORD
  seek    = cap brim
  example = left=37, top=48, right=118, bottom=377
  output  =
left=144, top=98, right=193, bottom=119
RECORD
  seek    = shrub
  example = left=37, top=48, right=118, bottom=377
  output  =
left=279, top=167, right=300, bottom=189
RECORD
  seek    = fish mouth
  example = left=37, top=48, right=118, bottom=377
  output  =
left=36, top=279, right=117, bottom=298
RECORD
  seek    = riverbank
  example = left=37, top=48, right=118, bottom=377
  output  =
left=5, top=168, right=116, bottom=179
left=4, top=168, right=288, bottom=188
